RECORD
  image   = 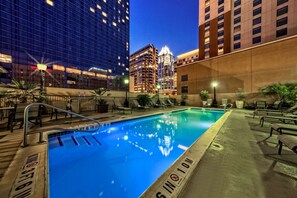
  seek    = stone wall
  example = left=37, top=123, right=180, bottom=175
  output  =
left=177, top=35, right=297, bottom=106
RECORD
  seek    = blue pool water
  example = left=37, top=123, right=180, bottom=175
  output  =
left=48, top=109, right=224, bottom=198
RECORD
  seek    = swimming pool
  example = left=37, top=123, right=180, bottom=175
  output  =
left=48, top=109, right=224, bottom=197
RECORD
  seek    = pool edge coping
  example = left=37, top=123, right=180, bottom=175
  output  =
left=140, top=110, right=231, bottom=197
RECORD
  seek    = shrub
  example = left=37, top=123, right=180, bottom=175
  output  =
left=136, top=94, right=151, bottom=106
left=199, top=90, right=209, bottom=101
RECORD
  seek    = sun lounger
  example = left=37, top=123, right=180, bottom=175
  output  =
left=270, top=123, right=297, bottom=136
left=259, top=115, right=297, bottom=127
left=132, top=99, right=150, bottom=110
left=277, top=134, right=297, bottom=154
left=253, top=103, right=297, bottom=118
left=113, top=101, right=132, bottom=114
left=255, top=100, right=267, bottom=109
left=260, top=116, right=297, bottom=127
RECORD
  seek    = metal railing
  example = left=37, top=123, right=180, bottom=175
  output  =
left=23, top=103, right=101, bottom=147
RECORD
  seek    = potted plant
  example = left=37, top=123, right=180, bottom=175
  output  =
left=235, top=88, right=246, bottom=109
left=199, top=90, right=209, bottom=107
left=90, top=88, right=110, bottom=113
left=180, top=94, right=188, bottom=106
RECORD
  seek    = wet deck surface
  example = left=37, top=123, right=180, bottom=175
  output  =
left=181, top=110, right=297, bottom=198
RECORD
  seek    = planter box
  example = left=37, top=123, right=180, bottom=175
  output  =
left=96, top=104, right=108, bottom=113
left=236, top=100, right=244, bottom=109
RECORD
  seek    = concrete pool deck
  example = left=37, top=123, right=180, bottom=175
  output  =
left=0, top=108, right=296, bottom=197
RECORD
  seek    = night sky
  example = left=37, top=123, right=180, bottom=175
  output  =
left=130, top=0, right=199, bottom=57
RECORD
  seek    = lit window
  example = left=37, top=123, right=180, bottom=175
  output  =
left=118, top=0, right=121, bottom=4
left=46, top=0, right=54, bottom=6
left=113, top=22, right=117, bottom=26
left=0, top=53, right=12, bottom=63
left=126, top=68, right=129, bottom=71
left=102, top=19, right=107, bottom=24
left=103, top=0, right=107, bottom=3
left=118, top=56, right=121, bottom=60
left=118, top=63, right=121, bottom=66
left=218, top=47, right=224, bottom=54
left=122, top=72, right=125, bottom=76
left=90, top=7, right=95, bottom=13
left=205, top=0, right=210, bottom=7
left=205, top=37, right=210, bottom=43
left=122, top=19, right=125, bottom=23
left=126, top=16, right=129, bottom=20
left=97, top=4, right=101, bottom=9
left=102, top=12, right=107, bottom=17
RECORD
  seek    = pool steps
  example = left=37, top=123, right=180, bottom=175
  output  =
left=48, top=134, right=102, bottom=149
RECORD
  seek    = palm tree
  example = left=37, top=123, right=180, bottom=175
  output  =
left=1, top=80, right=40, bottom=103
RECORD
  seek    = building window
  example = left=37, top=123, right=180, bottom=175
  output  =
left=277, top=0, right=288, bottom=6
left=234, top=43, right=241, bottom=49
left=253, top=7, right=261, bottom=16
left=276, top=28, right=287, bottom=37
left=277, top=17, right=288, bottom=27
left=218, top=14, right=224, bottom=21
left=181, top=75, right=188, bottom=82
left=234, top=0, right=241, bottom=7
left=218, top=30, right=224, bottom=37
left=218, top=22, right=224, bottom=29
left=234, top=17, right=241, bottom=24
left=218, top=0, right=224, bottom=5
left=205, top=14, right=210, bottom=20
left=253, top=26, right=261, bottom=34
left=205, top=0, right=210, bottom=6
left=277, top=6, right=288, bottom=16
left=205, top=21, right=210, bottom=27
left=253, top=17, right=261, bottom=25
left=181, top=86, right=188, bottom=93
left=218, top=38, right=224, bottom=45
left=253, top=36, right=261, bottom=44
left=253, top=0, right=262, bottom=7
left=205, top=43, right=210, bottom=49
left=218, top=6, right=224, bottom=13
left=205, top=51, right=210, bottom=57
left=205, top=6, right=210, bottom=13
left=234, top=8, right=241, bottom=16
left=234, top=34, right=241, bottom=41
left=234, top=25, right=241, bottom=33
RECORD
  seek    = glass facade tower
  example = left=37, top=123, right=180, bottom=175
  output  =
left=0, top=0, right=130, bottom=89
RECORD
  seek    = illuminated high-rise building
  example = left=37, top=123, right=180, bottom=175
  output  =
left=129, top=44, right=158, bottom=93
left=0, top=0, right=130, bottom=89
left=158, top=46, right=175, bottom=95
left=199, top=0, right=297, bottom=60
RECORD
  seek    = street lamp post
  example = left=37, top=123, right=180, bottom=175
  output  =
left=212, top=81, right=218, bottom=107
left=124, top=79, right=129, bottom=107
left=37, top=64, right=47, bottom=98
left=156, top=84, right=161, bottom=103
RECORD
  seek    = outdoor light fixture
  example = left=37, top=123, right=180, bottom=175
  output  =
left=124, top=79, right=129, bottom=107
left=37, top=64, right=47, bottom=71
left=212, top=81, right=218, bottom=107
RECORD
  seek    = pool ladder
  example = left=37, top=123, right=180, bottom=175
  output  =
left=23, top=103, right=101, bottom=147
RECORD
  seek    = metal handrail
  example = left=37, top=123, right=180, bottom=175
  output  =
left=23, top=103, right=101, bottom=147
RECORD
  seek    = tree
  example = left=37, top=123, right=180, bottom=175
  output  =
left=259, top=83, right=297, bottom=104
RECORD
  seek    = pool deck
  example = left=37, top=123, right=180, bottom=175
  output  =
left=0, top=108, right=296, bottom=197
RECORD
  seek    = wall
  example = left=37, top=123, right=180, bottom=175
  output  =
left=177, top=35, right=297, bottom=106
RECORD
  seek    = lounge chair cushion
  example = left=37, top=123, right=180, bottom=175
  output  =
left=278, top=135, right=297, bottom=150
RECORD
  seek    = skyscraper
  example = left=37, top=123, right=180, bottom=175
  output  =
left=0, top=0, right=130, bottom=89
left=198, top=0, right=297, bottom=60
left=129, top=44, right=158, bottom=93
left=158, top=46, right=175, bottom=95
